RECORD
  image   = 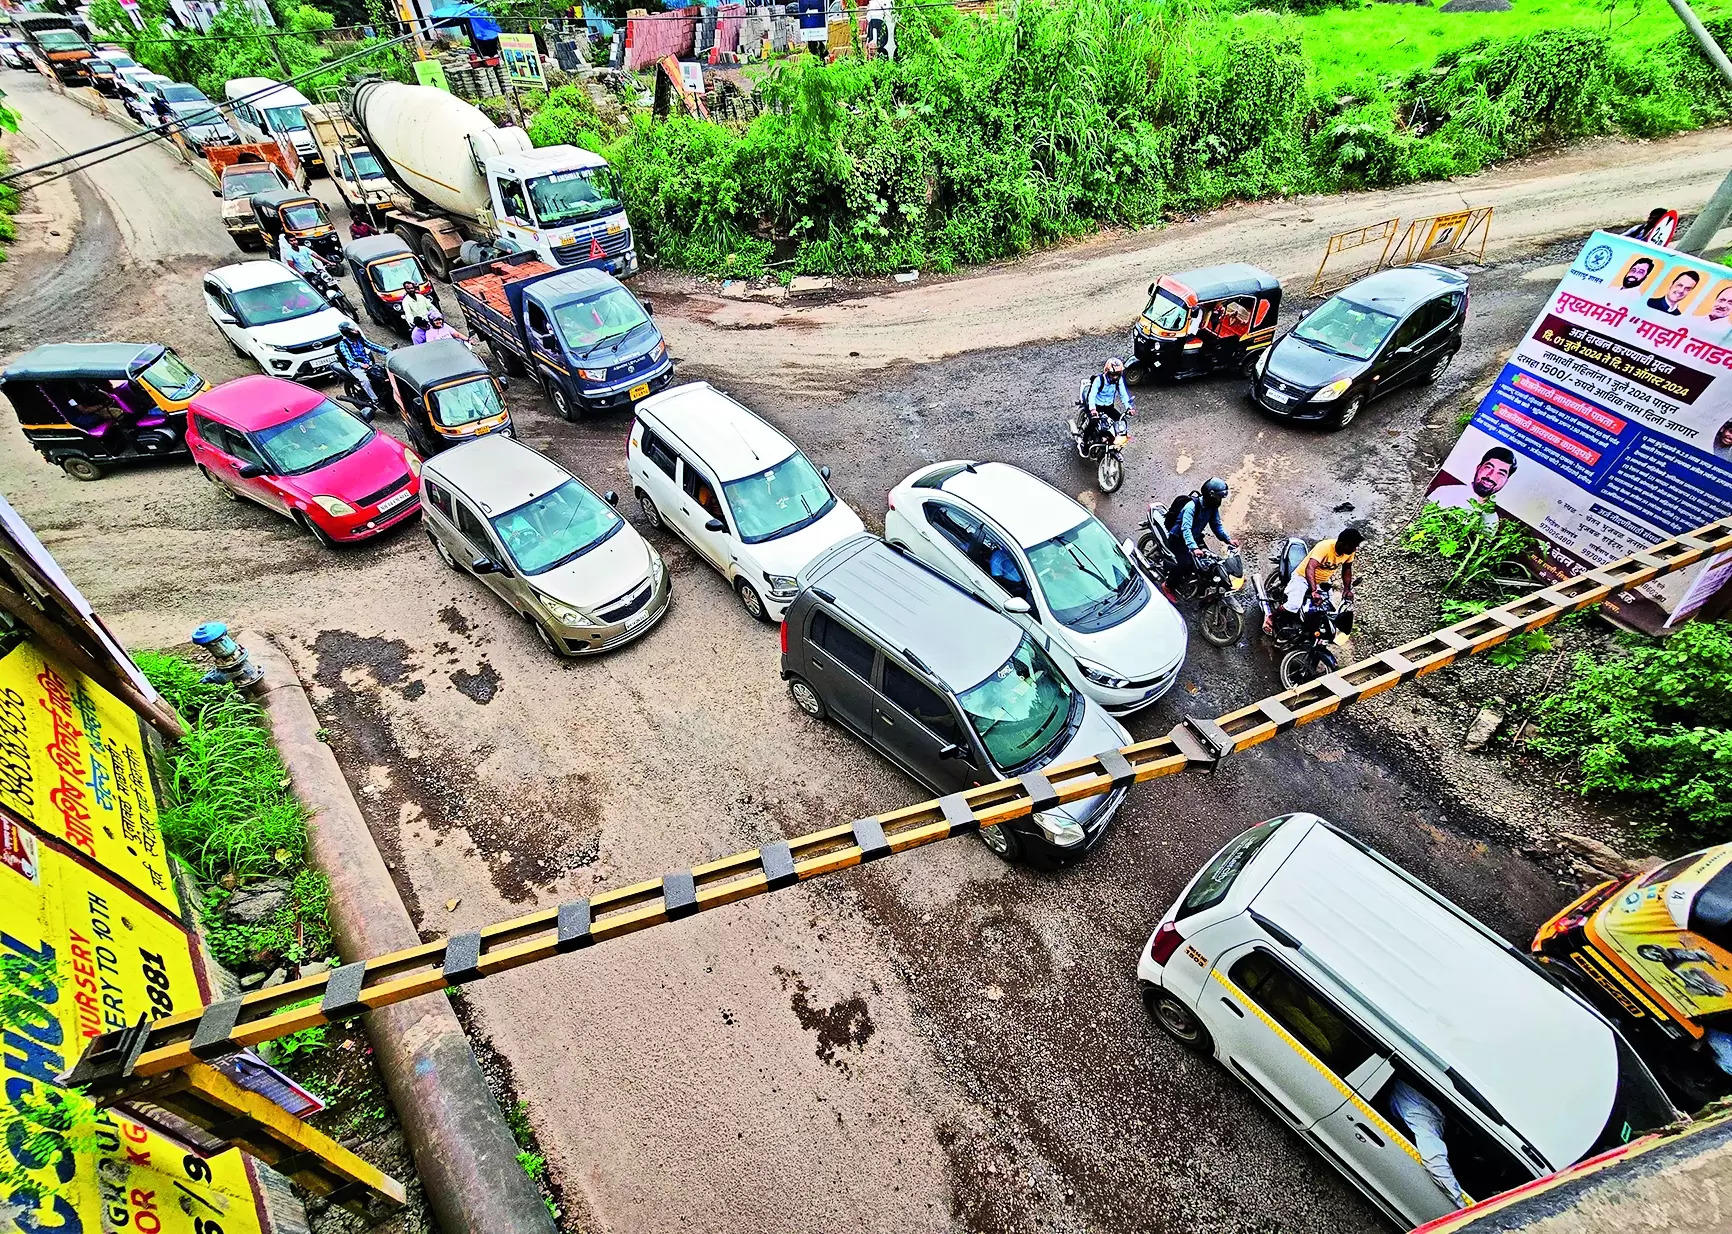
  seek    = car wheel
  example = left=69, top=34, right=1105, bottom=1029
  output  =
left=534, top=620, right=572, bottom=658
left=736, top=578, right=770, bottom=623
left=430, top=531, right=459, bottom=570
left=787, top=676, right=826, bottom=719
left=1422, top=350, right=1454, bottom=384
left=978, top=822, right=1023, bottom=863
left=1330, top=393, right=1364, bottom=429
left=60, top=457, right=103, bottom=482
left=549, top=381, right=577, bottom=423
left=638, top=492, right=663, bottom=530
left=1143, top=985, right=1215, bottom=1056
left=296, top=511, right=337, bottom=548
left=200, top=464, right=239, bottom=500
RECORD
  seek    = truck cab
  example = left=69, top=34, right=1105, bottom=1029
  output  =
left=484, top=147, right=637, bottom=280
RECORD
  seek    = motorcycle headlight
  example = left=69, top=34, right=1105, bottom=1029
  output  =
left=764, top=573, right=799, bottom=595
left=542, top=596, right=595, bottom=627
left=577, top=367, right=608, bottom=381
left=1032, top=810, right=1086, bottom=847
left=1311, top=378, right=1353, bottom=403
left=311, top=495, right=354, bottom=517
left=1075, top=658, right=1133, bottom=690
left=404, top=448, right=421, bottom=477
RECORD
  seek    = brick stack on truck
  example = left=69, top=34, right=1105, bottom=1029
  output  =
left=452, top=250, right=673, bottom=421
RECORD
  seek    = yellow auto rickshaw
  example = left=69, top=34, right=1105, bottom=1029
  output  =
left=251, top=187, right=340, bottom=262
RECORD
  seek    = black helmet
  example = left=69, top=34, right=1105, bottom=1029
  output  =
left=1202, top=477, right=1229, bottom=506
left=339, top=320, right=363, bottom=339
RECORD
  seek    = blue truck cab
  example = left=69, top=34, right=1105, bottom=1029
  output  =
left=451, top=251, right=674, bottom=419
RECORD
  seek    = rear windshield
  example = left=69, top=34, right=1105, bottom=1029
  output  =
left=1176, top=817, right=1286, bottom=920
left=224, top=170, right=281, bottom=199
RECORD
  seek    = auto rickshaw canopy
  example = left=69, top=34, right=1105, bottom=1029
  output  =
left=2, top=342, right=170, bottom=384
left=345, top=234, right=425, bottom=293
left=1141, top=264, right=1280, bottom=341
left=386, top=340, right=506, bottom=442
left=252, top=188, right=330, bottom=234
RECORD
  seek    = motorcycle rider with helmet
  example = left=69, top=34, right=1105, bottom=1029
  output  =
left=1073, top=357, right=1134, bottom=449
left=334, top=321, right=387, bottom=408
left=1166, top=477, right=1239, bottom=586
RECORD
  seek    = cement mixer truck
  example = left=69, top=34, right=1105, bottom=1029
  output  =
left=343, top=78, right=638, bottom=283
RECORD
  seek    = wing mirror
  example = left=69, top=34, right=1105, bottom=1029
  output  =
left=704, top=517, right=725, bottom=532
left=357, top=406, right=375, bottom=423
left=1004, top=596, right=1031, bottom=614
left=210, top=188, right=221, bottom=198
left=819, top=465, right=831, bottom=480
left=470, top=556, right=500, bottom=575
left=215, top=313, right=237, bottom=325
left=642, top=299, right=655, bottom=316
left=236, top=462, right=269, bottom=479
left=604, top=490, right=618, bottom=506
left=1147, top=282, right=1156, bottom=297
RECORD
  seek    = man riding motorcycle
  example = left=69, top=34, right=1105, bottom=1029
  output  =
left=279, top=232, right=334, bottom=280
left=1073, top=357, right=1133, bottom=447
left=334, top=321, right=387, bottom=407
left=1266, top=525, right=1362, bottom=636
left=1166, top=477, right=1239, bottom=585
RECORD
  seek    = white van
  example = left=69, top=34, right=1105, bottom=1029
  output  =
left=224, top=77, right=319, bottom=169
left=1136, top=813, right=1677, bottom=1228
left=627, top=382, right=864, bottom=622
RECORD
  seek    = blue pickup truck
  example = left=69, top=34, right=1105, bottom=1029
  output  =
left=450, top=250, right=674, bottom=421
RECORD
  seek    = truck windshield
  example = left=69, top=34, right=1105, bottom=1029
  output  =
left=722, top=452, right=835, bottom=544
left=552, top=288, right=648, bottom=352
left=264, top=105, right=308, bottom=132
left=348, top=151, right=384, bottom=179
left=957, top=635, right=1075, bottom=773
left=37, top=31, right=85, bottom=49
left=490, top=480, right=623, bottom=575
left=431, top=378, right=503, bottom=428
left=138, top=351, right=202, bottom=401
left=255, top=401, right=372, bottom=476
left=526, top=167, right=622, bottom=227
left=231, top=279, right=325, bottom=326
left=224, top=170, right=281, bottom=198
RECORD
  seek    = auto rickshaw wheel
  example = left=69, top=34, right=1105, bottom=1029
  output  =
left=60, top=457, right=103, bottom=482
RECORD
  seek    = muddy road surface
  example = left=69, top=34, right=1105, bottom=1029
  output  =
left=0, top=71, right=1631, bottom=1233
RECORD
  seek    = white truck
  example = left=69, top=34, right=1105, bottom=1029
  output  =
left=301, top=102, right=396, bottom=224
left=343, top=79, right=639, bottom=282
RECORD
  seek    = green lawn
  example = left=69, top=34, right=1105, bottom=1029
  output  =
left=1301, top=0, right=1732, bottom=94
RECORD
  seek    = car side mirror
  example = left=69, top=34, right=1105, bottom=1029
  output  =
left=357, top=406, right=375, bottom=423
left=215, top=313, right=237, bottom=325
left=1003, top=596, right=1031, bottom=614
left=1147, top=282, right=1156, bottom=297
left=470, top=556, right=500, bottom=575
left=704, top=517, right=725, bottom=532
left=819, top=465, right=831, bottom=480
left=236, top=462, right=269, bottom=479
left=210, top=188, right=221, bottom=198
left=604, top=490, right=618, bottom=506
left=937, top=742, right=971, bottom=763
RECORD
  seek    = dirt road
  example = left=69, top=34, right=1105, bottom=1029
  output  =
left=0, top=71, right=1695, bottom=1234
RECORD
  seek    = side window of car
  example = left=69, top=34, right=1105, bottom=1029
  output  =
left=423, top=479, right=453, bottom=519
left=810, top=610, right=875, bottom=681
left=970, top=523, right=1031, bottom=604
left=639, top=427, right=678, bottom=480
left=225, top=430, right=266, bottom=467
left=924, top=501, right=979, bottom=555
left=1391, top=311, right=1427, bottom=353
left=1372, top=1068, right=1535, bottom=1200
left=453, top=500, right=496, bottom=557
left=1229, top=950, right=1376, bottom=1077
left=191, top=415, right=226, bottom=454
left=881, top=661, right=962, bottom=744
left=681, top=462, right=725, bottom=523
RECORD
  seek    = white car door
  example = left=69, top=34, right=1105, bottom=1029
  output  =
left=202, top=279, right=249, bottom=352
left=634, top=423, right=688, bottom=536
left=676, top=459, right=735, bottom=572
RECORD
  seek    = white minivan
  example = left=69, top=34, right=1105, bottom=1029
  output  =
left=885, top=461, right=1187, bottom=714
left=224, top=77, right=319, bottom=169
left=627, top=382, right=864, bottom=622
left=1136, top=813, right=1678, bottom=1228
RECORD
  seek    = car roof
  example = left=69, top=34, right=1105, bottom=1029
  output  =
left=2, top=342, right=166, bottom=383
left=1336, top=264, right=1469, bottom=314
left=191, top=375, right=324, bottom=429
left=210, top=260, right=301, bottom=291
left=924, top=461, right=1089, bottom=547
left=387, top=338, right=490, bottom=389
left=635, top=382, right=797, bottom=482
left=1251, top=818, right=1617, bottom=1169
left=802, top=535, right=1022, bottom=691
left=1166, top=263, right=1281, bottom=301
left=232, top=79, right=310, bottom=106
left=422, top=434, right=573, bottom=515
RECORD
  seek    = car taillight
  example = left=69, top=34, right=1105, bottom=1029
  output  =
left=779, top=619, right=789, bottom=655
left=1148, top=920, right=1185, bottom=966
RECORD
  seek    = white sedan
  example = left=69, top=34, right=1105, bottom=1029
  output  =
left=200, top=261, right=354, bottom=382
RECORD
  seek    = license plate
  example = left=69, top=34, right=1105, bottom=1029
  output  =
left=377, top=489, right=412, bottom=514
left=1263, top=388, right=1289, bottom=403
left=628, top=382, right=651, bottom=401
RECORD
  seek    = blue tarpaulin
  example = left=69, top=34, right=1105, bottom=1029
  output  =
left=431, top=3, right=503, bottom=41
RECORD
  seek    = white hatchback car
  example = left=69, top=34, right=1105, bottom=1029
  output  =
left=201, top=261, right=353, bottom=382
left=885, top=461, right=1187, bottom=714
left=627, top=382, right=864, bottom=622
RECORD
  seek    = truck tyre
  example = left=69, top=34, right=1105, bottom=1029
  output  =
left=419, top=235, right=451, bottom=282
left=549, top=380, right=577, bottom=423
left=490, top=340, right=525, bottom=376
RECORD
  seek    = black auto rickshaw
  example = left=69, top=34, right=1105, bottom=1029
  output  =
left=345, top=234, right=439, bottom=333
left=251, top=188, right=341, bottom=262
left=0, top=343, right=206, bottom=480
left=386, top=339, right=510, bottom=456
left=1130, top=264, right=1282, bottom=382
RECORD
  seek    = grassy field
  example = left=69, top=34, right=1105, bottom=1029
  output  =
left=1302, top=0, right=1732, bottom=94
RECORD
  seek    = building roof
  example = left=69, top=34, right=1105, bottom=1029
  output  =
left=930, top=461, right=1089, bottom=547
left=2, top=343, right=165, bottom=383
left=636, top=382, right=796, bottom=483
left=191, top=375, right=325, bottom=430
left=803, top=535, right=1021, bottom=692
left=1165, top=263, right=1281, bottom=302
left=422, top=434, right=573, bottom=516
left=1337, top=264, right=1469, bottom=313
left=209, top=260, right=301, bottom=291
left=387, top=339, right=490, bottom=390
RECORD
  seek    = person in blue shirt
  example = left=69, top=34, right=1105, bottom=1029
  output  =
left=334, top=321, right=387, bottom=406
left=1166, top=477, right=1238, bottom=584
left=1073, top=357, right=1133, bottom=449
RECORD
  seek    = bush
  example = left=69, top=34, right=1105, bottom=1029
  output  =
left=1531, top=621, right=1732, bottom=845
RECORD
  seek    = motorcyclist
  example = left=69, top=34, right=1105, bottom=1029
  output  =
left=1166, top=478, right=1239, bottom=583
left=1074, top=357, right=1133, bottom=447
left=334, top=321, right=387, bottom=407
left=280, top=232, right=334, bottom=281
left=1267, top=525, right=1362, bottom=636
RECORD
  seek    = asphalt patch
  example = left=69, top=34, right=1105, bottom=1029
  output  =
left=450, top=660, right=501, bottom=704
left=439, top=605, right=471, bottom=636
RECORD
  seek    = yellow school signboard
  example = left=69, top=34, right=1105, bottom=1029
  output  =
left=0, top=640, right=178, bottom=914
left=1, top=820, right=272, bottom=1233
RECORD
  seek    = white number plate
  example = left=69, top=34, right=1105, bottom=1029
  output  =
left=377, top=489, right=412, bottom=514
left=1263, top=388, right=1289, bottom=403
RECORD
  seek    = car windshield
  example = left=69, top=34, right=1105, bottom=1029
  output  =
left=231, top=278, right=324, bottom=326
left=1026, top=517, right=1147, bottom=631
left=490, top=479, right=623, bottom=575
left=1176, top=817, right=1286, bottom=920
left=137, top=350, right=202, bottom=401
left=38, top=31, right=84, bottom=48
left=224, top=170, right=280, bottom=198
left=174, top=102, right=224, bottom=125
left=721, top=451, right=836, bottom=544
left=430, top=377, right=503, bottom=428
left=1143, top=285, right=1191, bottom=333
left=254, top=400, right=372, bottom=476
left=348, top=151, right=384, bottom=179
left=283, top=203, right=324, bottom=230
left=1293, top=296, right=1399, bottom=362
left=526, top=167, right=623, bottom=227
left=369, top=255, right=424, bottom=293
left=957, top=635, right=1075, bottom=772
left=264, top=104, right=307, bottom=132
left=551, top=288, right=649, bottom=353
left=162, top=84, right=203, bottom=101
left=107, top=55, right=136, bottom=68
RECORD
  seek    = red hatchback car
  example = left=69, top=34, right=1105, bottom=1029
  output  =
left=188, top=375, right=421, bottom=545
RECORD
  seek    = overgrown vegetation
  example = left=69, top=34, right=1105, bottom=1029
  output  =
left=1532, top=620, right=1732, bottom=845
left=0, top=953, right=99, bottom=1204
left=0, top=102, right=18, bottom=264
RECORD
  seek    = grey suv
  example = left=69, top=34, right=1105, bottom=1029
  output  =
left=780, top=534, right=1132, bottom=864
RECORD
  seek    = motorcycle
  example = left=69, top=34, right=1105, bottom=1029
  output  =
left=1070, top=380, right=1131, bottom=493
left=305, top=265, right=357, bottom=319
left=1250, top=537, right=1354, bottom=690
left=337, top=358, right=389, bottom=415
left=1129, top=501, right=1247, bottom=647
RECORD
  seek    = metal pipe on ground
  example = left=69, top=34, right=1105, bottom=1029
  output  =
left=250, top=635, right=556, bottom=1234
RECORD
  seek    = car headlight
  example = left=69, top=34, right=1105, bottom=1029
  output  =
left=311, top=495, right=355, bottom=517
left=1312, top=378, right=1352, bottom=403
left=541, top=596, right=596, bottom=626
left=1075, top=658, right=1133, bottom=690
left=404, top=447, right=421, bottom=477
left=1254, top=348, right=1270, bottom=374
left=651, top=551, right=667, bottom=580
left=764, top=572, right=798, bottom=594
left=577, top=367, right=607, bottom=381
left=651, top=340, right=667, bottom=361
left=1032, top=810, right=1086, bottom=847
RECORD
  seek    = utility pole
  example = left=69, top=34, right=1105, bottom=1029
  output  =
left=1668, top=0, right=1732, bottom=254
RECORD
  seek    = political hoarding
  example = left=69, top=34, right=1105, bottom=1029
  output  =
left=0, top=640, right=178, bottom=915
left=499, top=31, right=545, bottom=89
left=1429, top=232, right=1732, bottom=633
left=1, top=820, right=276, bottom=1234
